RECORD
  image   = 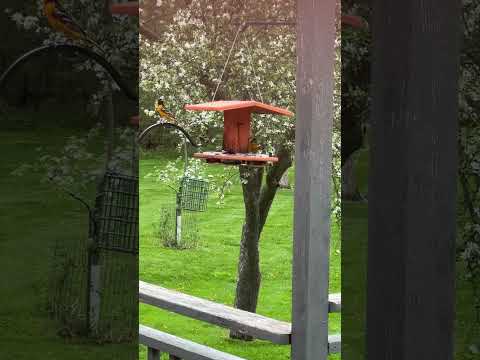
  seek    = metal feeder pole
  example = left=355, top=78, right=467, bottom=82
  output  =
left=174, top=137, right=189, bottom=247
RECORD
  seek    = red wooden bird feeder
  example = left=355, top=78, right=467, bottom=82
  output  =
left=185, top=100, right=293, bottom=166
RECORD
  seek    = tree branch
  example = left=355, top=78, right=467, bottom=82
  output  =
left=258, top=146, right=293, bottom=232
left=140, top=23, right=161, bottom=41
left=460, top=172, right=480, bottom=224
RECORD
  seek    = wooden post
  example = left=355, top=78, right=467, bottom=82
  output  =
left=175, top=193, right=182, bottom=247
left=87, top=213, right=100, bottom=334
left=104, top=85, right=115, bottom=167
left=88, top=258, right=101, bottom=333
left=292, top=0, right=337, bottom=359
left=147, top=348, right=160, bottom=360
left=367, top=1, right=461, bottom=359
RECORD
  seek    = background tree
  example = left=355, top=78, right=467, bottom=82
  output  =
left=341, top=0, right=370, bottom=201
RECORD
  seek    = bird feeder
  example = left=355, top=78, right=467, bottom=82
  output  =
left=185, top=100, right=293, bottom=166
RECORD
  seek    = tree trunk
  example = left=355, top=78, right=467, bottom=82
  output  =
left=103, top=87, right=115, bottom=168
left=230, top=166, right=263, bottom=341
left=341, top=152, right=364, bottom=201
left=230, top=147, right=292, bottom=340
left=279, top=170, right=291, bottom=189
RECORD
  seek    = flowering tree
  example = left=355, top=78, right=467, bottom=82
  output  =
left=5, top=0, right=138, bottom=190
left=6, top=0, right=138, bottom=100
left=140, top=0, right=341, bottom=340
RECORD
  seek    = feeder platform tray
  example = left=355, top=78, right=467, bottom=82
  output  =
left=194, top=151, right=278, bottom=166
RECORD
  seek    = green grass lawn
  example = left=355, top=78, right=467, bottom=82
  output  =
left=0, top=129, right=136, bottom=359
left=139, top=150, right=341, bottom=359
left=4, top=128, right=476, bottom=359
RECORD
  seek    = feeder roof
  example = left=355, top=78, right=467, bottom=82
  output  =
left=185, top=100, right=294, bottom=117
left=110, top=2, right=138, bottom=15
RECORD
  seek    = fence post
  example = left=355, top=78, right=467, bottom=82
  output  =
left=175, top=193, right=182, bottom=247
left=88, top=254, right=101, bottom=333
left=291, top=0, right=337, bottom=359
left=147, top=348, right=160, bottom=360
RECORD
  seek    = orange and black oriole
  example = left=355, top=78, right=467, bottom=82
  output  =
left=43, top=0, right=102, bottom=50
left=247, top=137, right=263, bottom=153
left=155, top=99, right=176, bottom=123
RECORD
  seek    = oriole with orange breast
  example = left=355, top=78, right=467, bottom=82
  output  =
left=43, top=0, right=102, bottom=50
left=247, top=136, right=263, bottom=153
left=155, top=99, right=176, bottom=123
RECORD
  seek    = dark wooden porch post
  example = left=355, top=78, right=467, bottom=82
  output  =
left=367, top=1, right=461, bottom=359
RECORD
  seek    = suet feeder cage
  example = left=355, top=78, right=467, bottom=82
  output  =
left=185, top=100, right=293, bottom=166
left=179, top=177, right=209, bottom=212
left=95, top=171, right=139, bottom=254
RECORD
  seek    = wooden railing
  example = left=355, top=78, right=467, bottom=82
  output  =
left=140, top=325, right=246, bottom=360
left=139, top=281, right=341, bottom=359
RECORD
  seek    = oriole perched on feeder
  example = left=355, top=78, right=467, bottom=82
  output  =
left=43, top=0, right=102, bottom=50
left=247, top=137, right=263, bottom=153
left=155, top=99, right=176, bottom=123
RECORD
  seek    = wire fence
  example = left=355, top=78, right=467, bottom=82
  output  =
left=49, top=171, right=138, bottom=342
left=154, top=201, right=201, bottom=249
left=49, top=232, right=89, bottom=336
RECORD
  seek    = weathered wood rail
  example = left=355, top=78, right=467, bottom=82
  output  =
left=140, top=325, right=246, bottom=360
left=139, top=281, right=341, bottom=358
left=139, top=281, right=340, bottom=345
